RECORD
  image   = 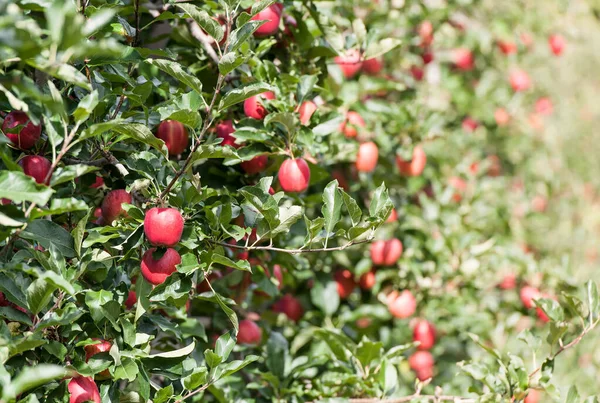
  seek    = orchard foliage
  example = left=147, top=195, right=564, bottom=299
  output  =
left=0, top=0, right=598, bottom=402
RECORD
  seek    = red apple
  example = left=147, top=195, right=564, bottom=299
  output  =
left=268, top=264, right=284, bottom=290
left=197, top=271, right=224, bottom=293
left=334, top=269, right=356, bottom=299
left=272, top=294, right=303, bottom=321
left=90, top=176, right=104, bottom=189
left=359, top=270, right=376, bottom=290
left=339, top=111, right=365, bottom=138
left=497, top=40, right=517, bottom=55
left=241, top=155, right=268, bottom=174
left=494, top=108, right=510, bottom=126
left=141, top=248, right=181, bottom=285
left=452, top=48, right=474, bottom=71
left=418, top=21, right=434, bottom=47
left=125, top=290, right=136, bottom=309
left=387, top=290, right=416, bottom=319
left=144, top=207, right=184, bottom=247
left=422, top=51, right=434, bottom=65
left=520, top=286, right=541, bottom=309
left=2, top=111, right=41, bottom=149
left=499, top=273, right=517, bottom=290
left=548, top=34, right=565, bottom=56
left=68, top=376, right=101, bottom=403
left=216, top=120, right=239, bottom=148
left=237, top=319, right=262, bottom=345
left=409, top=351, right=434, bottom=381
left=410, top=66, right=424, bottom=81
left=524, top=389, right=541, bottom=403
left=386, top=208, right=398, bottom=223
left=278, top=158, right=310, bottom=192
left=355, top=141, right=379, bottom=172
left=101, top=189, right=132, bottom=224
left=362, top=58, right=383, bottom=75
left=509, top=69, right=531, bottom=92
left=332, top=170, right=349, bottom=191
left=244, top=91, right=276, bottom=120
left=396, top=146, right=426, bottom=176
left=462, top=117, right=478, bottom=132
left=251, top=4, right=282, bottom=37
left=531, top=195, right=547, bottom=212
left=520, top=32, right=534, bottom=48
left=298, top=101, right=317, bottom=125
left=334, top=49, right=363, bottom=79
left=448, top=176, right=467, bottom=202
left=370, top=239, right=403, bottom=266
left=156, top=120, right=189, bottom=156
left=535, top=97, right=553, bottom=116
left=84, top=338, right=112, bottom=378
left=19, top=155, right=51, bottom=185
left=413, top=320, right=436, bottom=350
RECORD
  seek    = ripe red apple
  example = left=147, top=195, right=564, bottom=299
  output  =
left=2, top=111, right=41, bottom=149
left=413, top=320, right=436, bottom=350
left=355, top=141, right=379, bottom=172
left=68, top=376, right=101, bottom=403
left=448, top=176, right=467, bottom=202
left=251, top=4, right=282, bottom=37
left=370, top=239, right=403, bottom=266
left=409, top=351, right=434, bottom=381
left=156, top=120, right=189, bottom=156
left=386, top=208, right=398, bottom=223
left=499, top=273, right=517, bottom=290
left=462, top=117, right=478, bottom=132
left=241, top=155, right=269, bottom=174
left=524, top=389, right=541, bottom=403
left=298, top=100, right=317, bottom=125
left=362, top=58, right=383, bottom=75
left=216, top=120, right=239, bottom=148
left=422, top=51, right=434, bottom=65
left=334, top=49, right=363, bottom=79
left=267, top=264, right=284, bottom=290
left=197, top=271, right=224, bottom=293
left=396, top=146, right=427, bottom=176
left=410, top=66, right=424, bottom=81
left=244, top=91, right=276, bottom=120
left=418, top=21, right=434, bottom=47
left=535, top=97, right=553, bottom=116
left=19, top=155, right=51, bottom=185
left=84, top=339, right=112, bottom=360
left=237, top=319, right=262, bottom=345
left=332, top=169, right=349, bottom=191
left=520, top=285, right=541, bottom=309
left=125, top=290, right=136, bottom=309
left=141, top=248, right=181, bottom=285
left=548, top=34, right=565, bottom=56
left=359, top=270, right=376, bottom=290
left=278, top=158, right=310, bottom=192
left=339, top=111, right=366, bottom=138
left=334, top=269, right=356, bottom=299
left=509, top=69, right=531, bottom=92
left=90, top=176, right=104, bottom=189
left=272, top=293, right=304, bottom=321
left=101, top=189, right=132, bottom=224
left=452, top=48, right=474, bottom=71
left=494, top=108, right=510, bottom=126
left=387, top=290, right=416, bottom=319
left=497, top=40, right=517, bottom=55
left=144, top=207, right=184, bottom=247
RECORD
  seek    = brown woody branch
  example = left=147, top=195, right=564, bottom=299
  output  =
left=210, top=238, right=373, bottom=255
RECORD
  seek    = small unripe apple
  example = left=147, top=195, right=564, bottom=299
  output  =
left=90, top=176, right=104, bottom=189
left=298, top=101, right=317, bottom=125
left=68, top=376, right=101, bottom=403
left=499, top=273, right=517, bottom=290
left=101, top=189, right=132, bottom=224
left=410, top=66, right=424, bottom=81
left=386, top=208, right=398, bottom=223
left=339, top=111, right=365, bottom=138
left=355, top=141, right=379, bottom=172
left=494, top=108, right=510, bottom=126
left=2, top=111, right=41, bottom=149
left=241, top=155, right=269, bottom=174
left=548, top=34, right=565, bottom=56
left=413, top=320, right=436, bottom=350
left=524, top=389, right=541, bottom=403
left=396, top=146, right=426, bottom=176
left=156, top=120, right=189, bottom=156
left=19, top=155, right=51, bottom=185
left=216, top=120, right=239, bottom=148
left=387, top=290, right=416, bottom=319
left=509, top=69, right=531, bottom=92
left=370, top=239, right=403, bottom=266
left=197, top=271, right=224, bottom=293
left=144, top=207, right=184, bottom=247
left=362, top=58, right=383, bottom=75
left=535, top=97, right=553, bottom=116
left=452, top=48, right=474, bottom=71
left=497, top=40, right=517, bottom=55
left=272, top=294, right=304, bottom=321
left=334, top=49, right=363, bottom=79
left=141, top=248, right=181, bottom=285
left=448, top=177, right=467, bottom=202
left=251, top=4, right=282, bottom=37
left=520, top=285, right=541, bottom=309
left=334, top=269, right=356, bottom=299
left=237, top=319, right=262, bottom=345
left=409, top=351, right=434, bottom=381
left=244, top=91, right=275, bottom=120
left=278, top=158, right=310, bottom=192
left=462, top=117, right=479, bottom=132
left=359, top=270, right=376, bottom=290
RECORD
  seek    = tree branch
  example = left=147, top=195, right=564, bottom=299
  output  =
left=187, top=19, right=220, bottom=65
left=174, top=383, right=211, bottom=403
left=210, top=238, right=373, bottom=255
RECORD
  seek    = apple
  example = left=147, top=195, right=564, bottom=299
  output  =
left=386, top=208, right=398, bottom=223
left=298, top=100, right=317, bottom=125
left=452, top=48, right=474, bottom=71
left=422, top=51, right=434, bottom=65
left=144, top=207, right=184, bottom=247
left=520, top=32, right=534, bottom=48
left=356, top=317, right=371, bottom=328
left=355, top=141, right=379, bottom=172
left=197, top=271, right=224, bottom=293
left=339, top=111, right=366, bottom=138
left=531, top=195, right=547, bottom=212
left=528, top=113, right=544, bottom=131
left=362, top=57, right=383, bottom=75
left=497, top=40, right=517, bottom=55
left=334, top=49, right=363, bottom=79
left=216, top=120, right=239, bottom=148
left=278, top=158, right=310, bottom=192
left=370, top=239, right=403, bottom=266
left=359, top=270, right=376, bottom=290
left=90, top=176, right=104, bottom=189
left=244, top=91, right=276, bottom=120
left=282, top=14, right=297, bottom=39
left=396, top=146, right=426, bottom=176
left=93, top=207, right=104, bottom=226
left=68, top=376, right=101, bottom=403
left=101, top=189, right=132, bottom=224
left=418, top=20, right=433, bottom=46
left=241, top=155, right=268, bottom=174
left=272, top=294, right=304, bottom=321
left=413, top=320, right=436, bottom=350
left=141, top=248, right=181, bottom=285
left=448, top=177, right=467, bottom=202
left=535, top=294, right=555, bottom=323
left=499, top=273, right=517, bottom=290
left=509, top=69, right=531, bottom=92
left=387, top=290, right=416, bottom=318
left=520, top=285, right=541, bottom=309
left=548, top=34, right=565, bottom=56
left=334, top=269, right=356, bottom=298
left=125, top=290, right=136, bottom=309
left=524, top=389, right=541, bottom=403
left=462, top=117, right=478, bottom=132
left=2, top=111, right=41, bottom=149
left=268, top=264, right=284, bottom=290
left=156, top=120, right=189, bottom=156
left=84, top=338, right=112, bottom=378
left=1, top=198, right=10, bottom=205
left=251, top=4, right=282, bottom=37
left=19, top=155, right=51, bottom=185
left=237, top=319, right=262, bottom=345
left=410, top=66, right=424, bottom=81
left=332, top=170, right=349, bottom=191
left=535, top=97, right=553, bottom=116
left=494, top=108, right=510, bottom=126
left=409, top=351, right=434, bottom=381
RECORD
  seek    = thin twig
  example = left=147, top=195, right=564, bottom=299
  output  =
left=187, top=19, right=220, bottom=64
left=348, top=396, right=476, bottom=403
left=210, top=238, right=372, bottom=255
left=174, top=383, right=211, bottom=403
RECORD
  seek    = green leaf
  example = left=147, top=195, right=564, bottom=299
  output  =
left=31, top=197, right=89, bottom=218
left=207, top=281, right=238, bottom=334
left=76, top=120, right=125, bottom=144
left=145, top=58, right=204, bottom=96
left=72, top=90, right=99, bottom=124
left=536, top=298, right=565, bottom=322
left=20, top=219, right=75, bottom=257
left=369, top=182, right=393, bottom=222
left=219, top=82, right=273, bottom=111
left=113, top=123, right=168, bottom=157
left=72, top=208, right=92, bottom=257
left=264, top=112, right=295, bottom=136
left=215, top=332, right=236, bottom=362
left=356, top=339, right=383, bottom=369
left=1, top=365, right=69, bottom=401
left=50, top=164, right=100, bottom=186
left=176, top=3, right=224, bottom=42
left=312, top=116, right=345, bottom=136
left=113, top=358, right=139, bottom=382
left=219, top=52, right=244, bottom=76
left=340, top=188, right=362, bottom=226
left=0, top=171, right=54, bottom=205
left=147, top=342, right=195, bottom=358
left=26, top=278, right=57, bottom=315
left=266, top=332, right=288, bottom=378
left=183, top=366, right=208, bottom=390
left=149, top=274, right=192, bottom=302
left=587, top=280, right=599, bottom=323
left=217, top=355, right=259, bottom=380
left=566, top=386, right=580, bottom=403
left=364, top=38, right=402, bottom=59
left=212, top=253, right=251, bottom=272
left=310, top=280, right=339, bottom=316
left=227, top=20, right=268, bottom=53
left=321, top=181, right=342, bottom=248
left=296, top=75, right=318, bottom=105
left=271, top=206, right=302, bottom=236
